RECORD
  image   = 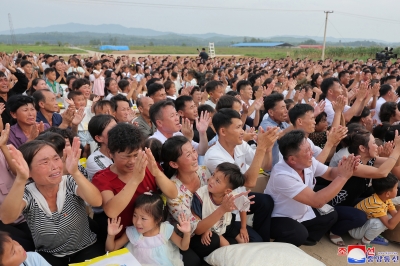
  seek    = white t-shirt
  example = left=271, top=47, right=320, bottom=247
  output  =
left=150, top=130, right=199, bottom=151
left=104, top=92, right=121, bottom=101
left=265, top=157, right=328, bottom=222
left=86, top=150, right=113, bottom=181
left=204, top=99, right=216, bottom=109
left=372, top=97, right=386, bottom=124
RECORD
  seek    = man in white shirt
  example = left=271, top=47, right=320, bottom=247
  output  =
left=372, top=84, right=398, bottom=124
left=288, top=103, right=347, bottom=164
left=321, top=77, right=365, bottom=126
left=204, top=108, right=280, bottom=242
left=265, top=130, right=358, bottom=246
left=149, top=100, right=209, bottom=155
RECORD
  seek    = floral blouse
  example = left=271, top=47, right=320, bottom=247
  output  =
left=167, top=166, right=211, bottom=235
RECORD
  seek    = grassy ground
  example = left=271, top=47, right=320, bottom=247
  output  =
left=0, top=44, right=87, bottom=54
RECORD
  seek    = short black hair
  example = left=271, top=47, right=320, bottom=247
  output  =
left=198, top=104, right=215, bottom=115
left=110, top=94, right=129, bottom=111
left=93, top=100, right=116, bottom=113
left=72, top=78, right=90, bottom=90
left=264, top=93, right=284, bottom=112
left=8, top=95, right=35, bottom=113
left=212, top=108, right=241, bottom=135
left=44, top=67, right=55, bottom=75
left=205, top=80, right=222, bottom=94
left=215, top=162, right=245, bottom=190
left=372, top=173, right=398, bottom=195
left=118, top=79, right=130, bottom=91
left=20, top=60, right=32, bottom=68
left=36, top=131, right=66, bottom=156
left=236, top=80, right=252, bottom=94
left=0, top=231, right=11, bottom=266
left=288, top=104, right=314, bottom=125
left=107, top=123, right=144, bottom=154
left=147, top=83, right=164, bottom=97
left=46, top=127, right=75, bottom=145
left=32, top=89, right=52, bottom=111
left=149, top=100, right=175, bottom=126
left=278, top=130, right=306, bottom=160
left=379, top=101, right=397, bottom=123
left=215, top=95, right=241, bottom=111
left=67, top=90, right=84, bottom=100
left=88, top=115, right=117, bottom=145
left=321, top=77, right=340, bottom=95
left=175, top=95, right=193, bottom=112
left=379, top=84, right=393, bottom=97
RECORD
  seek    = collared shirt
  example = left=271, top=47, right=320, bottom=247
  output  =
left=36, top=111, right=62, bottom=127
left=8, top=123, right=50, bottom=149
left=150, top=130, right=199, bottom=151
left=265, top=157, right=328, bottom=222
left=259, top=116, right=290, bottom=167
left=46, top=79, right=62, bottom=96
left=355, top=193, right=396, bottom=219
left=135, top=115, right=157, bottom=138
left=204, top=140, right=255, bottom=174
left=324, top=98, right=350, bottom=126
left=372, top=97, right=386, bottom=124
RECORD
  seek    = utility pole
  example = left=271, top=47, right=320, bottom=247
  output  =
left=8, top=13, right=17, bottom=45
left=321, top=11, right=333, bottom=60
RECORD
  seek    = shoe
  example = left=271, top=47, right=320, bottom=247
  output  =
left=303, top=238, right=317, bottom=246
left=370, top=235, right=389, bottom=246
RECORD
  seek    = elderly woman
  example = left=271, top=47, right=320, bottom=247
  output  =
left=0, top=137, right=103, bottom=266
left=7, top=95, right=50, bottom=148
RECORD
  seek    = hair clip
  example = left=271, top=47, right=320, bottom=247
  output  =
left=144, top=192, right=153, bottom=196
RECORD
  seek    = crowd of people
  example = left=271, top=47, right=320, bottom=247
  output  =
left=0, top=49, right=399, bottom=265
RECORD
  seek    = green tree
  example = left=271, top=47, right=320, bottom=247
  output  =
left=149, top=41, right=154, bottom=46
left=57, top=41, right=62, bottom=47
left=300, top=39, right=318, bottom=45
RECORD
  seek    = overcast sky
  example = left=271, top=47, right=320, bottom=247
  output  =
left=1, top=0, right=400, bottom=42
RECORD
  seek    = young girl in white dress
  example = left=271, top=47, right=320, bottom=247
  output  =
left=106, top=193, right=191, bottom=266
left=92, top=60, right=105, bottom=97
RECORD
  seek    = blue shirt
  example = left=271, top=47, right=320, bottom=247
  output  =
left=259, top=116, right=289, bottom=167
left=21, top=252, right=51, bottom=266
left=36, top=111, right=62, bottom=127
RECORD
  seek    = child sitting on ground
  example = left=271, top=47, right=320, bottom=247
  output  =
left=192, top=162, right=249, bottom=247
left=349, top=173, right=400, bottom=245
left=0, top=231, right=50, bottom=266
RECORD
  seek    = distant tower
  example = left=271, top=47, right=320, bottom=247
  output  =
left=8, top=13, right=17, bottom=45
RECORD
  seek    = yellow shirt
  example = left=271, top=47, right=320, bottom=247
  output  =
left=355, top=193, right=396, bottom=219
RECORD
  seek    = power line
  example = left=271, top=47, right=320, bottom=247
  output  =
left=43, top=0, right=324, bottom=12
left=335, top=11, right=400, bottom=25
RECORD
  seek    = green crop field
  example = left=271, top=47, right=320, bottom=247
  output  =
left=1, top=44, right=398, bottom=61
left=0, top=44, right=87, bottom=54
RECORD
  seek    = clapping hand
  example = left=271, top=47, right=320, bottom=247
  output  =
left=8, top=144, right=30, bottom=181
left=195, top=111, right=210, bottom=134
left=181, top=118, right=193, bottom=141
left=63, top=137, right=81, bottom=175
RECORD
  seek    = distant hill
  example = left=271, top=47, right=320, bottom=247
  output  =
left=0, top=23, right=398, bottom=47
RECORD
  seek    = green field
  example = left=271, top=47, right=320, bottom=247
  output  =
left=0, top=44, right=87, bottom=54
left=1, top=44, right=398, bottom=61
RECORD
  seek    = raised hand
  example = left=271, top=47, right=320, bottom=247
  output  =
left=64, top=97, right=75, bottom=108
left=131, top=150, right=148, bottom=184
left=195, top=111, right=210, bottom=134
left=8, top=144, right=30, bottom=181
left=256, top=126, right=279, bottom=151
left=253, top=97, right=264, bottom=111
left=337, top=154, right=359, bottom=180
left=177, top=213, right=191, bottom=234
left=0, top=123, right=10, bottom=147
left=63, top=137, right=81, bottom=175
left=181, top=118, right=193, bottom=141
left=72, top=107, right=86, bottom=126
left=92, top=95, right=100, bottom=104
left=378, top=141, right=394, bottom=158
left=27, top=123, right=39, bottom=142
left=326, top=126, right=348, bottom=147
left=144, top=147, right=160, bottom=176
left=107, top=217, right=123, bottom=236
left=332, top=95, right=345, bottom=113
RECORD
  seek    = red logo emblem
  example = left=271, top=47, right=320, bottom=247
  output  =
left=366, top=246, right=375, bottom=257
left=338, top=247, right=347, bottom=256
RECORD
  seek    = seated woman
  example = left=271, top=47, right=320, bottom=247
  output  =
left=0, top=137, right=104, bottom=266
left=7, top=95, right=50, bottom=148
left=379, top=101, right=400, bottom=125
left=0, top=124, right=34, bottom=252
left=91, top=123, right=177, bottom=247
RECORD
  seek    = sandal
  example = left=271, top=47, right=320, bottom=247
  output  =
left=370, top=235, right=389, bottom=246
left=329, top=232, right=346, bottom=247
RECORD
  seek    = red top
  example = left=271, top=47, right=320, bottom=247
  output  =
left=92, top=166, right=157, bottom=237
